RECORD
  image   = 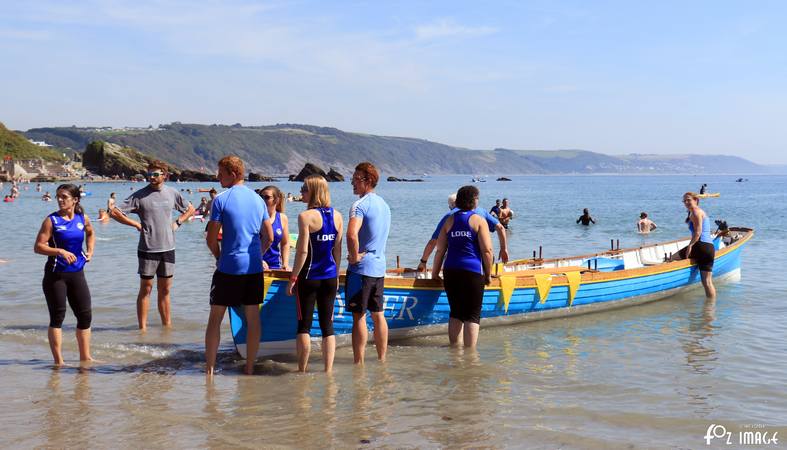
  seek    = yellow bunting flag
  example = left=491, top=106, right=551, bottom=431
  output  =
left=564, top=271, right=582, bottom=306
left=262, top=277, right=274, bottom=301
left=498, top=276, right=516, bottom=313
left=534, top=273, right=553, bottom=304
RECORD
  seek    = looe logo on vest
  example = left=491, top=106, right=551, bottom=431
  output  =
left=316, top=233, right=336, bottom=242
left=450, top=230, right=472, bottom=238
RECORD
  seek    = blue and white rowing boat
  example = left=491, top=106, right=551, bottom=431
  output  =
left=230, top=227, right=753, bottom=357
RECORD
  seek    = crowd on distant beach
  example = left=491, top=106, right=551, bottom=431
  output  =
left=20, top=159, right=717, bottom=374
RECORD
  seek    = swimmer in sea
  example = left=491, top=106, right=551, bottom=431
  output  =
left=577, top=208, right=595, bottom=226
left=637, top=212, right=657, bottom=233
left=42, top=191, right=52, bottom=201
left=97, top=208, right=110, bottom=222
left=490, top=199, right=501, bottom=218
left=498, top=198, right=514, bottom=229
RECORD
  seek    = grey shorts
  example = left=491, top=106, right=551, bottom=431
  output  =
left=137, top=250, right=175, bottom=279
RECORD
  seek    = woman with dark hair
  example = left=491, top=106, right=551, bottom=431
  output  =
left=259, top=185, right=290, bottom=270
left=286, top=175, right=343, bottom=372
left=431, top=185, right=493, bottom=347
left=672, top=192, right=716, bottom=298
left=33, top=184, right=95, bottom=366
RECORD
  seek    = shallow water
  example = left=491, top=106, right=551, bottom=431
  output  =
left=1, top=175, right=785, bottom=448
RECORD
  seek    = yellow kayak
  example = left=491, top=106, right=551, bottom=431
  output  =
left=698, top=193, right=720, bottom=198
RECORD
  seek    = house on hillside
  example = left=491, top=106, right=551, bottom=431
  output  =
left=1, top=157, right=85, bottom=181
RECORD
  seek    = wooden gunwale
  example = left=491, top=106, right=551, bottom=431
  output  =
left=264, top=228, right=753, bottom=291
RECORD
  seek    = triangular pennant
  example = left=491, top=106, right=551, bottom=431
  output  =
left=262, top=276, right=273, bottom=301
left=534, top=273, right=552, bottom=304
left=565, top=271, right=582, bottom=306
left=498, top=276, right=516, bottom=313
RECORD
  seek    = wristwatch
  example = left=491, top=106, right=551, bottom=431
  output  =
left=175, top=219, right=182, bottom=227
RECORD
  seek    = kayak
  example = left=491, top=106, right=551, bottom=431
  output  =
left=697, top=193, right=720, bottom=198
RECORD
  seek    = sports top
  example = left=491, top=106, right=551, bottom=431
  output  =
left=46, top=212, right=87, bottom=273
left=443, top=210, right=483, bottom=274
left=300, top=207, right=338, bottom=280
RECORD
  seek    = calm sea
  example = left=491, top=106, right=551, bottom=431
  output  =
left=1, top=175, right=785, bottom=449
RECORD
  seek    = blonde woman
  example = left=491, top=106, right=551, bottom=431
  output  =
left=286, top=175, right=343, bottom=372
left=259, top=185, right=290, bottom=270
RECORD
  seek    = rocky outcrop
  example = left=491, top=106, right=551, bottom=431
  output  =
left=248, top=172, right=275, bottom=182
left=82, top=141, right=154, bottom=177
left=290, top=163, right=345, bottom=182
left=173, top=170, right=216, bottom=182
left=326, top=168, right=345, bottom=182
left=387, top=176, right=424, bottom=182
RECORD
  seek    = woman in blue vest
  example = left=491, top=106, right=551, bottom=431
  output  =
left=286, top=175, right=344, bottom=372
left=432, top=185, right=493, bottom=347
left=673, top=192, right=716, bottom=297
left=259, top=185, right=290, bottom=270
left=33, top=184, right=95, bottom=366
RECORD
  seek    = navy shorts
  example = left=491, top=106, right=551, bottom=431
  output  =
left=209, top=271, right=265, bottom=306
left=344, top=271, right=384, bottom=313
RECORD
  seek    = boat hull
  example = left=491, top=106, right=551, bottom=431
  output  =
left=230, top=229, right=750, bottom=357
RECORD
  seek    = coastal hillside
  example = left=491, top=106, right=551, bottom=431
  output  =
left=23, top=123, right=769, bottom=175
left=0, top=122, right=64, bottom=161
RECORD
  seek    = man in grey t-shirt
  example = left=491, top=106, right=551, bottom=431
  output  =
left=111, top=161, right=195, bottom=330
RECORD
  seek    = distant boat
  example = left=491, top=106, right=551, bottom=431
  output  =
left=229, top=227, right=753, bottom=357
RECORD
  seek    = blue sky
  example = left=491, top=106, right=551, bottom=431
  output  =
left=1, top=0, right=786, bottom=163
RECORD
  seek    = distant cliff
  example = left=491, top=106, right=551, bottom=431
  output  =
left=23, top=123, right=771, bottom=175
left=0, top=122, right=64, bottom=161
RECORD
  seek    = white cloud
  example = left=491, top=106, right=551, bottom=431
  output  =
left=0, top=28, right=51, bottom=41
left=414, top=18, right=497, bottom=40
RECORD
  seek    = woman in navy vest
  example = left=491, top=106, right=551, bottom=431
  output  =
left=259, top=185, right=290, bottom=270
left=287, top=175, right=344, bottom=372
left=432, top=185, right=493, bottom=347
left=671, top=192, right=716, bottom=298
left=34, top=184, right=95, bottom=366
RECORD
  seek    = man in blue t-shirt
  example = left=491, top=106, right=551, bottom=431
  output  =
left=204, top=156, right=273, bottom=377
left=417, top=192, right=509, bottom=272
left=346, top=162, right=391, bottom=364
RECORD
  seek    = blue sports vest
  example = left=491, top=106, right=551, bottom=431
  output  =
left=444, top=210, right=483, bottom=274
left=689, top=214, right=714, bottom=244
left=46, top=212, right=87, bottom=273
left=302, top=207, right=337, bottom=280
left=263, top=212, right=284, bottom=269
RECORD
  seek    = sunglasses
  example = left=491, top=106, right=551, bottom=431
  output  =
left=261, top=195, right=274, bottom=200
left=147, top=171, right=164, bottom=178
left=300, top=186, right=308, bottom=193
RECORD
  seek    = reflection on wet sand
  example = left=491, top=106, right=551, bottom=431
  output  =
left=42, top=369, right=92, bottom=448
left=680, top=296, right=719, bottom=416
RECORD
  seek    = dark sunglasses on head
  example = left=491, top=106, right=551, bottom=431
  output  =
left=261, top=195, right=274, bottom=200
left=147, top=171, right=164, bottom=177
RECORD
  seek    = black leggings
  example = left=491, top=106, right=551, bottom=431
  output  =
left=678, top=241, right=716, bottom=272
left=296, top=278, right=337, bottom=336
left=42, top=270, right=92, bottom=329
left=443, top=269, right=485, bottom=324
